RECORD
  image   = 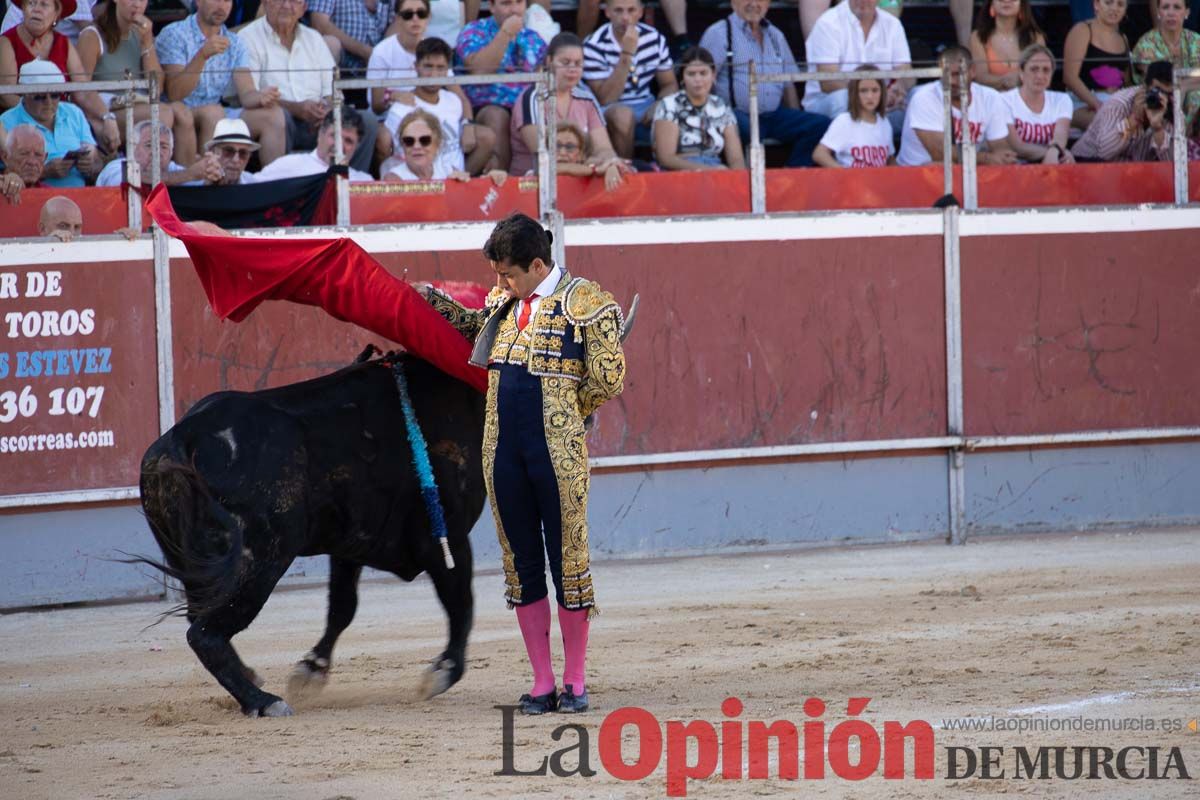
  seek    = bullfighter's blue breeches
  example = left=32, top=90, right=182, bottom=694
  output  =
left=490, top=364, right=565, bottom=607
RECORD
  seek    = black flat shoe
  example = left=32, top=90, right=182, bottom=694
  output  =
left=557, top=686, right=589, bottom=713
left=518, top=690, right=558, bottom=715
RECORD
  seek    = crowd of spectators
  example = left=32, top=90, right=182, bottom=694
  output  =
left=1, top=0, right=1200, bottom=215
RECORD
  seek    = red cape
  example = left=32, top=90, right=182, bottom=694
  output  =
left=144, top=184, right=487, bottom=394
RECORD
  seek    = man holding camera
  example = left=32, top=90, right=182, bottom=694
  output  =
left=0, top=61, right=101, bottom=187
left=1072, top=61, right=1177, bottom=162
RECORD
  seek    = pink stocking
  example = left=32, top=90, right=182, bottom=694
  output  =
left=515, top=597, right=556, bottom=696
left=558, top=605, right=590, bottom=694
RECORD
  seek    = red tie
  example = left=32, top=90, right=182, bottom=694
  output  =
left=517, top=293, right=539, bottom=331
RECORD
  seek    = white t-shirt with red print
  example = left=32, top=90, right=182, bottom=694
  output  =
left=897, top=80, right=1009, bottom=166
left=818, top=111, right=895, bottom=167
left=1002, top=88, right=1073, bottom=146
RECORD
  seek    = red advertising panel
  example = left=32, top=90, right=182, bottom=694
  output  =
left=0, top=260, right=159, bottom=495
left=0, top=164, right=1192, bottom=239
left=349, top=177, right=539, bottom=225
left=961, top=230, right=1200, bottom=436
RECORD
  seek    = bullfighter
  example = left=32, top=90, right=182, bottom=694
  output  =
left=422, top=212, right=626, bottom=715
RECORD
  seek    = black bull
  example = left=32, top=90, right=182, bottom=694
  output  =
left=135, top=350, right=486, bottom=717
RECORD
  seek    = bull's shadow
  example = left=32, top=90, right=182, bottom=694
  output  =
left=131, top=347, right=486, bottom=717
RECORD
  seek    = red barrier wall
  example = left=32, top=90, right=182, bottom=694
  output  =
left=0, top=259, right=159, bottom=493
left=961, top=230, right=1200, bottom=436
left=767, top=163, right=1184, bottom=212
left=0, top=187, right=127, bottom=238
left=1, top=164, right=1197, bottom=237
left=168, top=236, right=947, bottom=459
left=5, top=210, right=1199, bottom=501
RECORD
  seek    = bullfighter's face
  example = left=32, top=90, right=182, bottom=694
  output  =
left=491, top=258, right=550, bottom=300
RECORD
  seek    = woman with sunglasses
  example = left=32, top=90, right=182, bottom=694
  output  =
left=386, top=107, right=507, bottom=184
left=0, top=0, right=115, bottom=152
left=510, top=32, right=627, bottom=178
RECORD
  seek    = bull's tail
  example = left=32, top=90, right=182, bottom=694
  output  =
left=124, top=454, right=245, bottom=622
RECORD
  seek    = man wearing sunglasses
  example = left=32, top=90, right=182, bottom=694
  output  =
left=0, top=60, right=100, bottom=187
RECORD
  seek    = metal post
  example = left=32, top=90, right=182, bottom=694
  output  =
left=943, top=205, right=966, bottom=543
left=537, top=72, right=557, bottom=225
left=941, top=62, right=953, bottom=200
left=149, top=74, right=161, bottom=188
left=1172, top=72, right=1187, bottom=205
left=958, top=66, right=976, bottom=210
left=333, top=68, right=350, bottom=226
left=749, top=61, right=765, bottom=215
left=147, top=74, right=175, bottom=435
left=550, top=210, right=566, bottom=271
left=123, top=73, right=141, bottom=230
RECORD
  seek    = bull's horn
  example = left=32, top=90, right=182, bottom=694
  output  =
left=620, top=294, right=640, bottom=343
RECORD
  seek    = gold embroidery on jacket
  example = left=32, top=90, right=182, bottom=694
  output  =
left=541, top=376, right=595, bottom=610
left=577, top=308, right=626, bottom=418
left=426, top=287, right=488, bottom=340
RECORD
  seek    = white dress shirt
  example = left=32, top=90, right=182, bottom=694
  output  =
left=253, top=149, right=374, bottom=182
left=240, top=17, right=335, bottom=103
left=518, top=265, right=561, bottom=324
left=803, top=2, right=911, bottom=116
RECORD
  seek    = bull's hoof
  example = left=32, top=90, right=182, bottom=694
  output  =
left=419, top=656, right=458, bottom=700
left=286, top=655, right=330, bottom=702
left=246, top=698, right=294, bottom=718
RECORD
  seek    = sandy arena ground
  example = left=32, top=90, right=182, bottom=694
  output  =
left=1, top=528, right=1198, bottom=799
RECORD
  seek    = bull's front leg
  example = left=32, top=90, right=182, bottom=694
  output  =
left=421, top=537, right=474, bottom=699
left=288, top=557, right=362, bottom=700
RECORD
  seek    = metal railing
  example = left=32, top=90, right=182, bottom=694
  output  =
left=0, top=76, right=159, bottom=228
left=1170, top=66, right=1199, bottom=205
left=748, top=64, right=956, bottom=212
left=333, top=71, right=560, bottom=237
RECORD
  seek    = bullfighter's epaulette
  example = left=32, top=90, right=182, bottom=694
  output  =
left=562, top=278, right=623, bottom=330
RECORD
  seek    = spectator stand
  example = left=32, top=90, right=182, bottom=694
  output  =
left=334, top=70, right=563, bottom=256
left=748, top=62, right=947, bottom=213
left=0, top=74, right=158, bottom=229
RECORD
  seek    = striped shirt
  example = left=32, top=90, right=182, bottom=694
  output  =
left=697, top=14, right=799, bottom=114
left=583, top=22, right=671, bottom=105
left=1070, top=85, right=1173, bottom=162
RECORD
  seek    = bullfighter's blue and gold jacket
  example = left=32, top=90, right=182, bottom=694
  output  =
left=425, top=270, right=625, bottom=612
